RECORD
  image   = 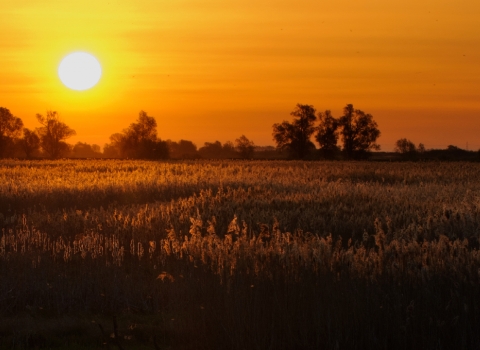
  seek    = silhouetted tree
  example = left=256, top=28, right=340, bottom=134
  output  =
left=394, top=138, right=417, bottom=160
left=71, top=142, right=102, bottom=158
left=235, top=135, right=255, bottom=159
left=198, top=141, right=237, bottom=158
left=92, top=144, right=101, bottom=153
left=0, top=107, right=23, bottom=158
left=167, top=140, right=199, bottom=159
left=142, top=139, right=169, bottom=159
left=443, top=145, right=472, bottom=160
left=315, top=110, right=339, bottom=159
left=447, top=145, right=461, bottom=152
left=103, top=133, right=123, bottom=158
left=21, top=128, right=40, bottom=159
left=36, top=111, right=76, bottom=159
left=394, top=138, right=416, bottom=153
left=121, top=111, right=157, bottom=158
left=223, top=141, right=237, bottom=157
left=199, top=141, right=222, bottom=158
left=416, top=143, right=426, bottom=160
left=106, top=111, right=169, bottom=159
left=338, top=104, right=380, bottom=159
left=272, top=104, right=317, bottom=159
left=103, top=144, right=118, bottom=158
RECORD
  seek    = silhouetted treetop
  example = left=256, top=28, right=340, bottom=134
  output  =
left=272, top=103, right=317, bottom=159
left=395, top=138, right=416, bottom=153
left=316, top=110, right=339, bottom=159
left=71, top=142, right=102, bottom=158
left=338, top=104, right=380, bottom=159
left=394, top=138, right=418, bottom=160
left=36, top=111, right=76, bottom=159
left=0, top=107, right=23, bottom=158
left=125, top=111, right=157, bottom=143
left=105, top=111, right=169, bottom=159
left=199, top=141, right=237, bottom=159
left=235, top=135, right=255, bottom=159
left=167, top=139, right=199, bottom=159
left=21, top=128, right=40, bottom=159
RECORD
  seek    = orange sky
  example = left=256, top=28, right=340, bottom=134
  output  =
left=2, top=0, right=480, bottom=151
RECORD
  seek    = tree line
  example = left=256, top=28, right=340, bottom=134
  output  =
left=0, top=108, right=76, bottom=159
left=272, top=103, right=381, bottom=159
left=0, top=107, right=256, bottom=160
left=1, top=105, right=478, bottom=160
left=273, top=103, right=480, bottom=161
left=394, top=139, right=479, bottom=161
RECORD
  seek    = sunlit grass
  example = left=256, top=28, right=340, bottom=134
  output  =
left=0, top=159, right=479, bottom=349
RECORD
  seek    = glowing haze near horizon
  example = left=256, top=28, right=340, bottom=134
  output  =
left=1, top=0, right=479, bottom=151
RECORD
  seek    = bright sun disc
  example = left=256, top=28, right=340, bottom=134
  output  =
left=58, top=52, right=102, bottom=91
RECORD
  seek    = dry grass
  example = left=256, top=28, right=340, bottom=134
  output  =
left=1, top=159, right=479, bottom=349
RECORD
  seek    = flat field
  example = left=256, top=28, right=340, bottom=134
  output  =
left=1, top=159, right=479, bottom=349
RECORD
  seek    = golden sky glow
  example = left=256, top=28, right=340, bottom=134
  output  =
left=2, top=0, right=480, bottom=150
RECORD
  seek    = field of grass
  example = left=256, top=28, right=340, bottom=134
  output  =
left=1, top=159, right=480, bottom=349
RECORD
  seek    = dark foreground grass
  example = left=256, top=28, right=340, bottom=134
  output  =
left=0, top=313, right=177, bottom=350
left=1, top=249, right=479, bottom=350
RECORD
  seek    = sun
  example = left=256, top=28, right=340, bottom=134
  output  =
left=58, top=52, right=102, bottom=91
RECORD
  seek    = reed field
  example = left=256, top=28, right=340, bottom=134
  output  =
left=0, top=159, right=479, bottom=349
